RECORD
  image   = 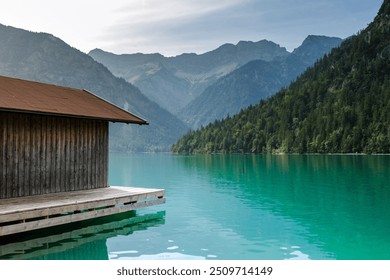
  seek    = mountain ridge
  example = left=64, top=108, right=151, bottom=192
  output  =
left=89, top=39, right=290, bottom=113
left=178, top=35, right=342, bottom=129
left=0, top=23, right=188, bottom=152
left=292, top=35, right=344, bottom=65
left=172, top=1, right=390, bottom=154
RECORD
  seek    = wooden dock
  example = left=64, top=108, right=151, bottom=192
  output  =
left=0, top=186, right=165, bottom=237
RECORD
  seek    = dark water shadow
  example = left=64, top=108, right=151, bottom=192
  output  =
left=0, top=210, right=166, bottom=260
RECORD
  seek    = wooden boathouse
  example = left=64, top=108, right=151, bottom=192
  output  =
left=0, top=75, right=165, bottom=236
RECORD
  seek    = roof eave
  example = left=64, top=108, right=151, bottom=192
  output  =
left=0, top=108, right=149, bottom=125
left=82, top=89, right=149, bottom=125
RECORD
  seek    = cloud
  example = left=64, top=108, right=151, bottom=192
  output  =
left=113, top=0, right=246, bottom=25
left=0, top=0, right=382, bottom=56
left=100, top=0, right=251, bottom=55
left=99, top=0, right=381, bottom=56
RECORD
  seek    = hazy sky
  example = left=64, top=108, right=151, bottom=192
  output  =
left=0, top=0, right=383, bottom=56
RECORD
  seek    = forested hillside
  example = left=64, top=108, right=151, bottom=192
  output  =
left=172, top=1, right=390, bottom=154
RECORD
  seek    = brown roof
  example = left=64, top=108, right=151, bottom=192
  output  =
left=0, top=75, right=148, bottom=125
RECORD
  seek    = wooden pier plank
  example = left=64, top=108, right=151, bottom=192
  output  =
left=0, top=186, right=165, bottom=236
left=0, top=198, right=164, bottom=237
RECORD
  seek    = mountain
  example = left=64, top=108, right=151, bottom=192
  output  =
left=292, top=35, right=344, bottom=65
left=0, top=24, right=188, bottom=152
left=172, top=1, right=390, bottom=154
left=88, top=40, right=290, bottom=114
left=179, top=35, right=342, bottom=129
left=178, top=55, right=308, bottom=129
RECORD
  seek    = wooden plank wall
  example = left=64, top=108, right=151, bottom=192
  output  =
left=0, top=112, right=108, bottom=199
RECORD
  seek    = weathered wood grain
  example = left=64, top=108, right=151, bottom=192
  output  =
left=0, top=112, right=109, bottom=199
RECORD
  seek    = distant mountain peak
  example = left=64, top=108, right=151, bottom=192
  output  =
left=89, top=38, right=291, bottom=115
left=292, top=35, right=342, bottom=65
left=293, top=35, right=343, bottom=50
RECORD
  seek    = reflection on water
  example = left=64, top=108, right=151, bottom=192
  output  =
left=1, top=154, right=389, bottom=260
left=110, top=252, right=206, bottom=260
left=109, top=153, right=390, bottom=260
left=0, top=211, right=165, bottom=260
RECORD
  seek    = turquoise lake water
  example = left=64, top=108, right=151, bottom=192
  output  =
left=1, top=153, right=389, bottom=260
